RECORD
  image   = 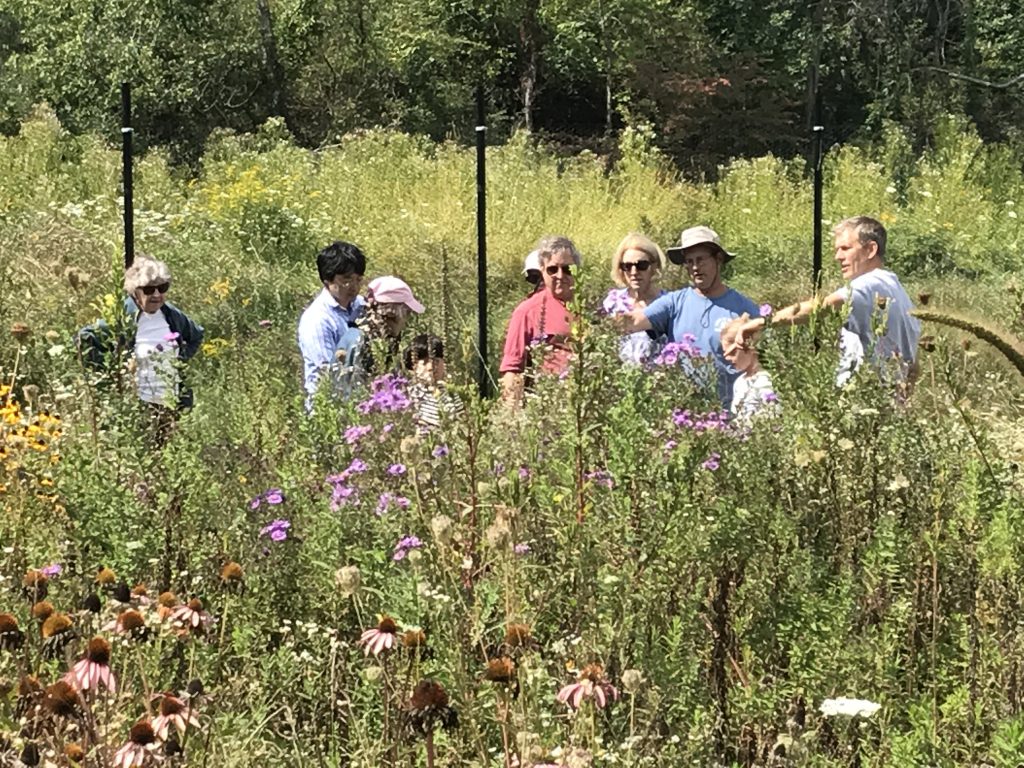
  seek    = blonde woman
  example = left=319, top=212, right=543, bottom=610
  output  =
left=602, top=233, right=667, bottom=364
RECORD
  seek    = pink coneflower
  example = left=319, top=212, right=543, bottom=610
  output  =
left=152, top=692, right=201, bottom=741
left=104, top=609, right=150, bottom=641
left=66, top=637, right=116, bottom=693
left=359, top=615, right=399, bottom=657
left=168, top=598, right=214, bottom=634
left=556, top=663, right=619, bottom=710
left=112, top=721, right=159, bottom=768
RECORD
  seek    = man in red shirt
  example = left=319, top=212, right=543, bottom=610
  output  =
left=499, top=235, right=580, bottom=403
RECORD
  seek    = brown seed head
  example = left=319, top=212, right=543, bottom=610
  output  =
left=918, top=291, right=932, bottom=306
left=159, top=693, right=187, bottom=716
left=378, top=616, right=398, bottom=634
left=86, top=637, right=111, bottom=665
left=220, top=561, right=244, bottom=582
left=0, top=613, right=20, bottom=633
left=31, top=601, right=54, bottom=622
left=41, top=612, right=73, bottom=638
left=131, top=584, right=149, bottom=597
left=484, top=657, right=516, bottom=683
left=23, top=569, right=48, bottom=591
left=409, top=678, right=448, bottom=710
left=18, top=674, right=43, bottom=698
left=43, top=680, right=79, bottom=717
left=157, top=591, right=178, bottom=608
left=129, top=720, right=156, bottom=745
left=64, top=743, right=85, bottom=762
left=118, top=609, right=146, bottom=633
left=187, top=598, right=204, bottom=612
left=11, top=322, right=32, bottom=342
left=579, top=663, right=607, bottom=684
left=504, top=623, right=533, bottom=647
left=402, top=629, right=427, bottom=649
left=95, top=567, right=116, bottom=586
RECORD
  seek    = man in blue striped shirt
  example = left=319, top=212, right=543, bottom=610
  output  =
left=298, top=241, right=368, bottom=404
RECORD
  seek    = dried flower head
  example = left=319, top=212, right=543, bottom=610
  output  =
left=219, top=561, right=244, bottom=590
left=11, top=322, right=32, bottom=343
left=405, top=679, right=458, bottom=736
left=95, top=566, right=117, bottom=586
left=22, top=570, right=48, bottom=601
left=483, top=657, right=516, bottom=684
left=81, top=593, right=102, bottom=613
left=64, top=742, right=86, bottom=763
left=620, top=669, right=644, bottom=694
left=129, top=720, right=157, bottom=745
left=918, top=291, right=932, bottom=306
left=430, top=514, right=454, bottom=545
left=0, top=613, right=24, bottom=651
left=31, top=601, right=54, bottom=622
left=402, top=629, right=427, bottom=649
left=334, top=565, right=361, bottom=598
left=41, top=612, right=73, bottom=639
left=43, top=680, right=79, bottom=717
left=114, top=609, right=149, bottom=639
left=157, top=591, right=178, bottom=607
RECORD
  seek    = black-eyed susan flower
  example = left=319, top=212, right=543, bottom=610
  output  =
left=66, top=637, right=116, bottom=693
left=556, top=663, right=619, bottom=710
left=359, top=615, right=400, bottom=657
left=152, top=692, right=201, bottom=742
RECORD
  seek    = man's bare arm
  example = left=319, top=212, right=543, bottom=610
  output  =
left=737, top=291, right=846, bottom=344
left=613, top=308, right=654, bottom=334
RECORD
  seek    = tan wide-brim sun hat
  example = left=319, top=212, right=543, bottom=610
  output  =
left=666, top=226, right=735, bottom=266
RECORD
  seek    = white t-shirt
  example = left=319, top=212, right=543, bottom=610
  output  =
left=835, top=268, right=920, bottom=386
left=730, top=369, right=779, bottom=423
left=135, top=311, right=180, bottom=405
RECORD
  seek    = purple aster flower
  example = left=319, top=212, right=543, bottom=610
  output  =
left=163, top=331, right=180, bottom=342
left=702, top=453, right=721, bottom=471
left=41, top=563, right=63, bottom=577
left=514, top=542, right=531, bottom=555
left=344, top=425, right=373, bottom=445
left=250, top=496, right=261, bottom=510
left=388, top=463, right=407, bottom=476
left=432, top=444, right=449, bottom=459
left=762, top=391, right=779, bottom=403
left=260, top=518, right=291, bottom=542
left=493, top=461, right=505, bottom=476
left=392, top=535, right=424, bottom=561
left=664, top=439, right=678, bottom=452
left=585, top=469, right=614, bottom=489
left=264, top=488, right=285, bottom=505
left=759, top=303, right=773, bottom=318
left=518, top=465, right=531, bottom=480
left=357, top=375, right=412, bottom=414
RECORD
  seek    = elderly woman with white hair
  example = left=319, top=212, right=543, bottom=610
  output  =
left=77, top=254, right=204, bottom=410
left=498, top=235, right=580, bottom=403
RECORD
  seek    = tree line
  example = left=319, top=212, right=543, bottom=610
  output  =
left=0, top=0, right=1021, bottom=172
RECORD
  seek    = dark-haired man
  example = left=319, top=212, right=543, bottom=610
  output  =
left=737, top=215, right=920, bottom=386
left=298, top=241, right=367, bottom=403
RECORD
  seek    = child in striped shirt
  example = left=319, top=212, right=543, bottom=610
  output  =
left=403, top=334, right=464, bottom=429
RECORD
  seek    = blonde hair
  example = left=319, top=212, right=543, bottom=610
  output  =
left=123, top=254, right=172, bottom=293
left=721, top=313, right=753, bottom=347
left=610, top=233, right=666, bottom=287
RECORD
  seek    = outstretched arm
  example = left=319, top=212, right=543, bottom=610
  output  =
left=737, top=291, right=846, bottom=345
left=613, top=307, right=654, bottom=334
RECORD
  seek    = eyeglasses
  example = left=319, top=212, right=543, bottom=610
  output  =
left=682, top=252, right=715, bottom=269
left=621, top=260, right=651, bottom=272
left=140, top=283, right=170, bottom=295
left=545, top=264, right=573, bottom=276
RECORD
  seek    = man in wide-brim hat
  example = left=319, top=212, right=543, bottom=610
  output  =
left=617, top=225, right=759, bottom=406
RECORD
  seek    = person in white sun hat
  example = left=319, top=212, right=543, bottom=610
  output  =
left=617, top=225, right=759, bottom=405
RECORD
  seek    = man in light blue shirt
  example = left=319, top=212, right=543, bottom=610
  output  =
left=298, top=241, right=367, bottom=403
left=619, top=226, right=759, bottom=405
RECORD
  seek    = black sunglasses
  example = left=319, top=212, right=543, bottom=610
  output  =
left=545, top=264, right=573, bottom=276
left=621, top=260, right=651, bottom=272
left=141, top=283, right=170, bottom=296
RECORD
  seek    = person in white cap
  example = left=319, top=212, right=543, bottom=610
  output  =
left=736, top=215, right=920, bottom=388
left=355, top=275, right=426, bottom=375
left=523, top=249, right=542, bottom=293
left=617, top=225, right=759, bottom=405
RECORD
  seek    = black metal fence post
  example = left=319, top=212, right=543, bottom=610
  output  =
left=475, top=87, right=491, bottom=399
left=121, top=82, right=135, bottom=270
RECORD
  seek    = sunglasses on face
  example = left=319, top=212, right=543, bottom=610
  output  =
left=545, top=264, right=573, bottom=276
left=140, top=283, right=170, bottom=296
left=621, top=260, right=651, bottom=273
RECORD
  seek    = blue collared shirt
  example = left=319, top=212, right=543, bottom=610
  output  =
left=298, top=289, right=366, bottom=397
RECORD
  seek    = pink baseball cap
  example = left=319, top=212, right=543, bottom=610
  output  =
left=367, top=276, right=425, bottom=314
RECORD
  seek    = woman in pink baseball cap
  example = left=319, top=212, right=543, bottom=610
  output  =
left=356, top=276, right=425, bottom=374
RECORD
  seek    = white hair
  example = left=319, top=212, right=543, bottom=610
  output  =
left=123, top=255, right=172, bottom=293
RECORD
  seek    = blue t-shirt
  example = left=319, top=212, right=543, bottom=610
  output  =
left=644, top=286, right=759, bottom=404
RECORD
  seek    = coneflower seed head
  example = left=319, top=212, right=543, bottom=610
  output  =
left=31, top=601, right=54, bottom=621
left=118, top=609, right=145, bottom=633
left=43, top=680, right=78, bottom=716
left=484, top=657, right=516, bottom=683
left=159, top=693, right=187, bottom=716
left=0, top=613, right=20, bottom=632
left=220, top=562, right=244, bottom=582
left=86, top=637, right=111, bottom=664
left=64, top=743, right=85, bottom=762
left=409, top=679, right=448, bottom=710
left=187, top=598, right=204, bottom=612
left=129, top=721, right=156, bottom=745
left=41, top=612, right=73, bottom=638
left=157, top=591, right=178, bottom=608
left=504, top=623, right=532, bottom=647
left=95, top=567, right=116, bottom=586
left=378, top=616, right=398, bottom=634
